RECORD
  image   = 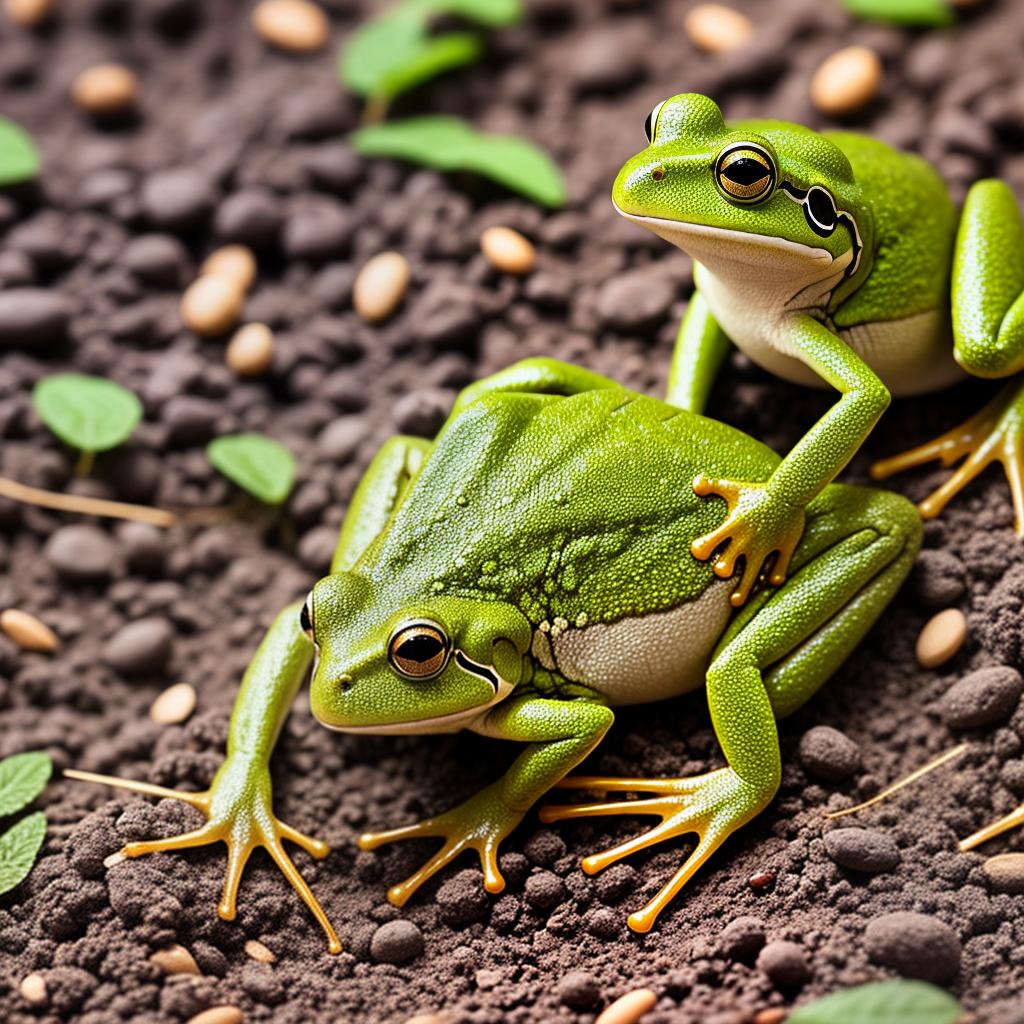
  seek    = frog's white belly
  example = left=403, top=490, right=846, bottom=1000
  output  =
left=533, top=581, right=733, bottom=706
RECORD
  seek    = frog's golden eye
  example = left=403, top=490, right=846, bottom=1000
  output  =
left=715, top=144, right=777, bottom=205
left=389, top=621, right=450, bottom=679
left=300, top=590, right=314, bottom=641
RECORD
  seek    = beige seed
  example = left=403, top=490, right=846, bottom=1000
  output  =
left=810, top=46, right=883, bottom=118
left=982, top=852, right=1024, bottom=894
left=201, top=245, right=257, bottom=294
left=150, top=682, right=197, bottom=725
left=252, top=0, right=328, bottom=53
left=244, top=939, right=277, bottom=963
left=916, top=608, right=968, bottom=669
left=71, top=64, right=139, bottom=115
left=684, top=4, right=754, bottom=54
left=186, top=1008, right=244, bottom=1024
left=404, top=1017, right=447, bottom=1024
left=480, top=226, right=536, bottom=276
left=596, top=988, right=658, bottom=1024
left=754, top=1010, right=787, bottom=1024
left=4, top=0, right=53, bottom=27
left=226, top=323, right=275, bottom=377
left=19, top=973, right=47, bottom=1006
left=149, top=944, right=201, bottom=976
left=181, top=275, right=245, bottom=337
left=0, top=608, right=58, bottom=652
left=353, top=252, right=411, bottom=323
left=103, top=851, right=126, bottom=869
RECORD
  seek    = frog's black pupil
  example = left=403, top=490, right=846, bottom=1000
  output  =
left=724, top=158, right=768, bottom=186
left=300, top=601, right=312, bottom=634
left=806, top=187, right=837, bottom=229
left=399, top=635, right=442, bottom=663
left=644, top=109, right=654, bottom=143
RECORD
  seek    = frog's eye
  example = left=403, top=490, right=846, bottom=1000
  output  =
left=300, top=590, right=314, bottom=641
left=644, top=100, right=665, bottom=143
left=388, top=621, right=450, bottom=679
left=714, top=143, right=777, bottom=205
left=803, top=185, right=838, bottom=235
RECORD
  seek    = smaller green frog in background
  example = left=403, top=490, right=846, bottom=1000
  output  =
left=71, top=355, right=922, bottom=950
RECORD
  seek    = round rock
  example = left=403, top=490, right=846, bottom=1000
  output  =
left=718, top=915, right=766, bottom=960
left=283, top=200, right=351, bottom=261
left=982, top=853, right=1024, bottom=894
left=596, top=269, right=676, bottom=332
left=215, top=188, right=283, bottom=249
left=141, top=168, right=216, bottom=232
left=369, top=920, right=423, bottom=964
left=0, top=288, right=71, bottom=347
left=524, top=870, right=566, bottom=910
left=798, top=725, right=862, bottom=782
left=756, top=940, right=810, bottom=989
left=823, top=827, right=900, bottom=874
left=557, top=970, right=601, bottom=1010
left=940, top=666, right=1023, bottom=730
left=121, top=235, right=190, bottom=288
left=911, top=550, right=967, bottom=608
left=864, top=912, right=961, bottom=984
left=103, top=617, right=174, bottom=676
left=45, top=525, right=118, bottom=582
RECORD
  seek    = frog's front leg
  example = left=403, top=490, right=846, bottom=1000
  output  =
left=871, top=180, right=1024, bottom=529
left=357, top=696, right=614, bottom=906
left=542, top=485, right=920, bottom=933
left=665, top=289, right=732, bottom=414
left=692, top=314, right=890, bottom=605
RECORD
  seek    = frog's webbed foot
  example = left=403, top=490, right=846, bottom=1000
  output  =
left=65, top=768, right=340, bottom=954
left=870, top=382, right=1024, bottom=531
left=358, top=783, right=523, bottom=907
left=690, top=475, right=807, bottom=606
left=539, top=768, right=770, bottom=933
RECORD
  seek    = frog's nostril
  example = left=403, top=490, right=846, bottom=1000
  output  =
left=651, top=164, right=666, bottom=182
left=337, top=675, right=353, bottom=693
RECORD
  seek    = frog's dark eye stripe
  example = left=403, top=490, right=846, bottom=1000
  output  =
left=454, top=649, right=500, bottom=692
left=714, top=143, right=777, bottom=205
left=300, top=590, right=314, bottom=641
left=779, top=180, right=863, bottom=279
left=644, top=100, right=665, bottom=143
left=388, top=621, right=450, bottom=679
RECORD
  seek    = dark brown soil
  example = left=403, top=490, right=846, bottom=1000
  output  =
left=2, top=1, right=1024, bottom=1022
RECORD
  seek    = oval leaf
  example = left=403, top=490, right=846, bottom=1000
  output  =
left=788, top=980, right=962, bottom=1024
left=0, top=812, right=47, bottom=896
left=0, top=117, right=40, bottom=186
left=0, top=752, right=52, bottom=818
left=429, top=0, right=523, bottom=26
left=352, top=116, right=566, bottom=207
left=840, top=0, right=954, bottom=27
left=33, top=374, right=143, bottom=454
left=340, top=12, right=430, bottom=97
left=207, top=433, right=296, bottom=505
left=380, top=31, right=482, bottom=99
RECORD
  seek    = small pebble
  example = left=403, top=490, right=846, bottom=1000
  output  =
left=4, top=0, right=52, bottom=26
left=718, top=916, right=766, bottom=960
left=823, top=827, right=900, bottom=874
left=181, top=275, right=245, bottom=337
left=103, top=616, right=174, bottom=676
left=684, top=4, right=754, bottom=54
left=557, top=970, right=601, bottom=1010
left=757, top=940, right=811, bottom=989
left=141, top=168, right=216, bottom=232
left=149, top=944, right=201, bottom=976
left=45, top=524, right=118, bottom=582
left=226, top=323, right=275, bottom=377
left=353, top=252, right=410, bottom=323
left=252, top=0, right=329, bottom=53
left=201, top=245, right=257, bottom=293
left=19, top=973, right=47, bottom=1006
left=370, top=920, right=424, bottom=964
left=864, top=911, right=961, bottom=984
left=911, top=550, right=966, bottom=607
left=480, top=226, right=536, bottom=275
left=595, top=988, right=658, bottom=1024
left=798, top=725, right=862, bottom=782
left=810, top=46, right=884, bottom=118
left=71, top=64, right=139, bottom=115
left=186, top=1009, right=244, bottom=1024
left=244, top=940, right=277, bottom=964
left=0, top=608, right=58, bottom=652
left=150, top=682, right=197, bottom=724
left=435, top=869, right=488, bottom=925
left=982, top=853, right=1024, bottom=894
left=0, top=288, right=71, bottom=348
left=916, top=608, right=968, bottom=668
left=524, top=870, right=566, bottom=909
left=940, top=666, right=1022, bottom=729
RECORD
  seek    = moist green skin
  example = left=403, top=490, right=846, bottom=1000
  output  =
left=74, top=355, right=921, bottom=947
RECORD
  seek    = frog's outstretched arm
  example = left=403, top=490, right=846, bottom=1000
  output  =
left=871, top=181, right=1024, bottom=530
left=358, top=696, right=614, bottom=905
left=692, top=315, right=890, bottom=605
left=665, top=290, right=731, bottom=414
left=543, top=485, right=920, bottom=933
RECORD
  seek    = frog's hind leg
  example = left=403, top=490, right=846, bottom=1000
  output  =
left=541, top=486, right=921, bottom=933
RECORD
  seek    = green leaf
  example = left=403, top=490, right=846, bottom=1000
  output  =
left=0, top=812, right=47, bottom=896
left=427, top=0, right=524, bottom=26
left=207, top=433, right=297, bottom=505
left=33, top=374, right=143, bottom=454
left=789, top=981, right=962, bottom=1024
left=0, top=117, right=40, bottom=186
left=840, top=0, right=954, bottom=27
left=0, top=752, right=52, bottom=818
left=352, top=116, right=566, bottom=207
left=381, top=31, right=483, bottom=99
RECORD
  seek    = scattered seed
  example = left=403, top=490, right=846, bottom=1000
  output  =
left=149, top=682, right=197, bottom=725
left=684, top=4, right=754, bottom=54
left=149, top=944, right=201, bottom=976
left=480, top=226, right=536, bottom=275
left=748, top=870, right=775, bottom=890
left=71, top=63, right=139, bottom=115
left=982, top=852, right=1024, bottom=894
left=810, top=46, right=883, bottom=118
left=186, top=1009, right=244, bottom=1024
left=252, top=0, right=328, bottom=53
left=226, top=323, right=275, bottom=377
left=596, top=988, right=658, bottom=1024
left=103, top=851, right=126, bottom=869
left=19, top=973, right=47, bottom=1006
left=916, top=607, right=967, bottom=668
left=0, top=608, right=58, bottom=652
left=404, top=1016, right=447, bottom=1024
left=3, top=0, right=53, bottom=27
left=353, top=251, right=411, bottom=323
left=181, top=275, right=245, bottom=337
left=754, top=1010, right=786, bottom=1024
left=244, top=939, right=277, bottom=963
left=201, top=245, right=257, bottom=293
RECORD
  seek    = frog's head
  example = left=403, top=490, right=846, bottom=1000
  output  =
left=612, top=93, right=871, bottom=286
left=305, top=572, right=532, bottom=735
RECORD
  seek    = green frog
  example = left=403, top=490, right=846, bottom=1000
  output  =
left=68, top=356, right=921, bottom=951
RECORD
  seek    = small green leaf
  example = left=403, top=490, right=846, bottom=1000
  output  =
left=788, top=980, right=962, bottom=1024
left=352, top=116, right=566, bottom=207
left=427, top=0, right=524, bottom=26
left=0, top=812, right=47, bottom=896
left=380, top=32, right=483, bottom=99
left=0, top=118, right=40, bottom=186
left=33, top=374, right=143, bottom=454
left=0, top=752, right=52, bottom=818
left=840, top=0, right=954, bottom=27
left=207, top=433, right=297, bottom=505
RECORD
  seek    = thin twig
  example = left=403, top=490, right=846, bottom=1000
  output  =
left=0, top=474, right=177, bottom=528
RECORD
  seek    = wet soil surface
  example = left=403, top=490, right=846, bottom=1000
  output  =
left=3, top=0, right=1024, bottom=1021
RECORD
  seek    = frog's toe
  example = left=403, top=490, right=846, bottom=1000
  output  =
left=122, top=823, right=222, bottom=859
